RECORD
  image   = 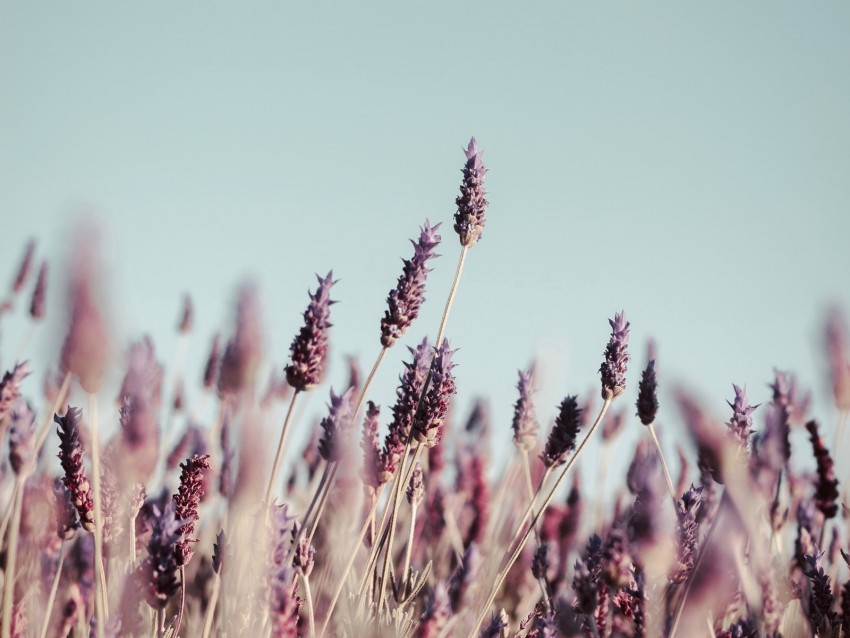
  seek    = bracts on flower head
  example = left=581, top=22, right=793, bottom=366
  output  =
left=512, top=367, right=539, bottom=452
left=726, top=384, right=758, bottom=452
left=636, top=359, right=658, bottom=425
left=540, top=395, right=582, bottom=468
left=55, top=407, right=95, bottom=532
left=806, top=420, right=840, bottom=520
left=380, top=220, right=441, bottom=347
left=411, top=340, right=457, bottom=448
left=172, top=453, right=211, bottom=566
left=600, top=311, right=630, bottom=400
left=454, top=137, right=489, bottom=248
left=285, top=271, right=336, bottom=392
left=380, top=338, right=433, bottom=482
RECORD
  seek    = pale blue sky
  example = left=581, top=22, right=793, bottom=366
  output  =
left=2, top=2, right=849, bottom=474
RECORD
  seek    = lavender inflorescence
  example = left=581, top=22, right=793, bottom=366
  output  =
left=454, top=137, right=489, bottom=247
left=511, top=367, right=539, bottom=451
left=55, top=406, right=95, bottom=532
left=285, top=271, right=336, bottom=392
left=540, top=395, right=582, bottom=468
left=600, top=311, right=630, bottom=399
left=411, top=340, right=457, bottom=448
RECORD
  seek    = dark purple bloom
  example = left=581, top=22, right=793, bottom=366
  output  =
left=511, top=367, right=539, bottom=451
left=726, top=384, right=758, bottom=450
left=454, top=137, right=489, bottom=247
left=671, top=484, right=703, bottom=584
left=531, top=542, right=550, bottom=582
left=360, top=401, right=382, bottom=490
left=406, top=462, right=424, bottom=507
left=803, top=552, right=839, bottom=634
left=600, top=311, right=630, bottom=399
left=139, top=503, right=183, bottom=610
left=285, top=271, right=336, bottom=392
left=411, top=341, right=457, bottom=448
left=55, top=407, right=95, bottom=532
left=636, top=359, right=658, bottom=425
left=29, top=261, right=47, bottom=320
left=10, top=238, right=36, bottom=293
left=172, top=453, right=211, bottom=566
left=806, top=420, right=839, bottom=519
left=380, top=220, right=442, bottom=347
left=480, top=609, right=509, bottom=638
left=540, top=395, right=582, bottom=468
left=602, top=527, right=633, bottom=589
left=317, top=387, right=356, bottom=462
left=416, top=582, right=451, bottom=638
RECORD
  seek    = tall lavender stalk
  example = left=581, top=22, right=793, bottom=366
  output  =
left=264, top=272, right=336, bottom=507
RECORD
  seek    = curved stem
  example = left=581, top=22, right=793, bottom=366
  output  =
left=1, top=477, right=24, bottom=638
left=89, top=392, right=108, bottom=638
left=402, top=500, right=418, bottom=590
left=353, top=347, right=387, bottom=419
left=39, top=541, right=66, bottom=638
left=647, top=422, right=677, bottom=504
left=468, top=398, right=611, bottom=638
left=521, top=451, right=543, bottom=544
left=302, top=574, right=315, bottom=638
left=307, top=463, right=339, bottom=547
left=264, top=391, right=301, bottom=508
left=435, top=246, right=468, bottom=348
left=173, top=567, right=186, bottom=637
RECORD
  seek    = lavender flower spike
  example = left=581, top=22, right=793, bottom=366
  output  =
left=512, top=367, right=539, bottom=451
left=454, top=137, right=489, bottom=247
left=0, top=362, right=29, bottom=424
left=285, top=271, right=337, bottom=392
left=55, top=406, right=95, bottom=532
left=635, top=359, right=658, bottom=425
left=29, top=261, right=47, bottom=320
left=599, top=311, right=630, bottom=400
left=381, top=220, right=442, bottom=347
left=541, top=395, right=582, bottom=468
left=140, top=503, right=183, bottom=610
left=806, top=420, right=839, bottom=519
left=412, top=341, right=457, bottom=448
left=726, top=384, right=758, bottom=450
left=173, top=453, right=211, bottom=566
left=10, top=238, right=36, bottom=293
left=317, top=387, right=356, bottom=463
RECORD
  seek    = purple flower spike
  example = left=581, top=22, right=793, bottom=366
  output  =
left=726, top=384, right=758, bottom=450
left=454, top=137, right=489, bottom=247
left=380, top=220, right=442, bottom=347
left=540, top=395, right=582, bottom=468
left=511, top=367, right=539, bottom=452
left=140, top=503, right=183, bottom=610
left=412, top=341, right=457, bottom=448
left=380, top=338, right=434, bottom=482
left=55, top=406, right=95, bottom=532
left=635, top=359, right=658, bottom=425
left=317, top=387, right=356, bottom=462
left=173, top=453, right=211, bottom=566
left=0, top=362, right=29, bottom=424
left=360, top=401, right=382, bottom=490
left=806, top=420, right=839, bottom=520
left=285, top=271, right=337, bottom=392
left=29, top=261, right=47, bottom=320
left=600, top=311, right=630, bottom=400
left=10, top=238, right=36, bottom=293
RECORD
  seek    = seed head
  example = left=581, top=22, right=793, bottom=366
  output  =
left=380, top=220, right=441, bottom=347
left=454, top=137, right=489, bottom=247
left=600, top=311, right=630, bottom=400
left=511, top=367, right=539, bottom=451
left=285, top=271, right=336, bottom=392
left=540, top=395, right=582, bottom=468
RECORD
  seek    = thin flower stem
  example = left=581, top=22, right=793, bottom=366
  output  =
left=435, top=246, right=467, bottom=349
left=521, top=451, right=543, bottom=544
left=1, top=477, right=24, bottom=638
left=321, top=486, right=385, bottom=637
left=264, top=390, right=301, bottom=508
left=89, top=392, right=109, bottom=638
left=402, top=500, right=418, bottom=590
left=354, top=347, right=387, bottom=419
left=307, top=463, right=339, bottom=547
left=174, top=567, right=186, bottom=637
left=302, top=574, right=316, bottom=638
left=156, top=609, right=164, bottom=638
left=378, top=445, right=423, bottom=612
left=468, top=398, right=612, bottom=638
left=0, top=483, right=16, bottom=551
left=201, top=573, right=221, bottom=638
left=39, top=541, right=66, bottom=638
left=647, top=422, right=677, bottom=503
